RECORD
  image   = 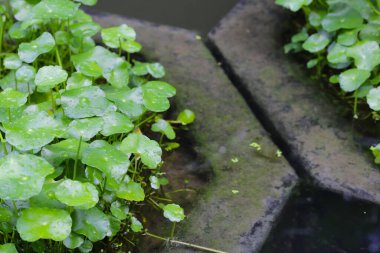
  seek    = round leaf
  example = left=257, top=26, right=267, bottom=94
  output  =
left=66, top=73, right=92, bottom=90
left=35, top=66, right=68, bottom=92
left=163, top=204, right=185, bottom=222
left=63, top=233, right=84, bottom=249
left=116, top=181, right=145, bottom=202
left=339, top=68, right=370, bottom=92
left=151, top=119, right=175, bottom=140
left=367, top=87, right=380, bottom=111
left=275, top=0, right=312, bottom=11
left=16, top=208, right=72, bottom=242
left=347, top=41, right=380, bottom=71
left=16, top=64, right=36, bottom=83
left=4, top=54, right=22, bottom=70
left=302, top=32, right=331, bottom=53
left=110, top=201, right=129, bottom=220
left=28, top=0, right=79, bottom=20
left=100, top=112, right=134, bottom=136
left=321, top=4, right=363, bottom=32
left=120, top=133, right=162, bottom=169
left=67, top=117, right=104, bottom=141
left=18, top=32, right=55, bottom=63
left=101, top=25, right=136, bottom=48
left=147, top=63, right=165, bottom=78
left=55, top=180, right=99, bottom=209
left=177, top=109, right=195, bottom=125
left=0, top=154, right=54, bottom=200
left=142, top=81, right=176, bottom=112
left=0, top=88, right=28, bottom=108
left=130, top=216, right=143, bottom=232
left=0, top=244, right=18, bottom=253
left=42, top=139, right=89, bottom=166
left=103, top=62, right=130, bottom=88
left=104, top=86, right=145, bottom=118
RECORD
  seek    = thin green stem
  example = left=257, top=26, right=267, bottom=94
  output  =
left=353, top=90, right=359, bottom=119
left=170, top=222, right=176, bottom=240
left=145, top=232, right=227, bottom=253
left=73, top=136, right=82, bottom=180
left=135, top=113, right=156, bottom=129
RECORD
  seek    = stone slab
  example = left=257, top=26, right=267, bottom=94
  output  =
left=209, top=0, right=380, bottom=204
left=92, top=12, right=298, bottom=253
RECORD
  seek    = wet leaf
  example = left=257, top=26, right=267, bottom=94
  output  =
left=367, top=86, right=380, bottom=110
left=101, top=112, right=134, bottom=136
left=101, top=25, right=136, bottom=48
left=347, top=41, right=380, bottom=71
left=121, top=40, right=142, bottom=53
left=18, top=32, right=55, bottom=63
left=163, top=204, right=185, bottom=222
left=142, top=81, right=176, bottom=112
left=61, top=86, right=113, bottom=119
left=35, top=66, right=68, bottom=92
left=116, top=181, right=145, bottom=202
left=151, top=119, right=175, bottom=140
left=327, top=43, right=349, bottom=64
left=3, top=111, right=62, bottom=151
left=275, top=0, right=312, bottom=11
left=321, top=4, right=363, bottom=32
left=67, top=117, right=104, bottom=141
left=66, top=73, right=92, bottom=90
left=177, top=109, right=195, bottom=125
left=110, top=201, right=129, bottom=220
left=55, top=179, right=99, bottom=209
left=16, top=64, right=36, bottom=83
left=104, top=86, right=145, bottom=118
left=302, top=31, right=331, bottom=53
left=104, top=62, right=130, bottom=88
left=130, top=216, right=142, bottom=232
left=42, top=139, right=89, bottom=166
left=29, top=180, right=65, bottom=209
left=0, top=88, right=27, bottom=108
left=16, top=208, right=72, bottom=242
left=4, top=54, right=22, bottom=70
left=339, top=68, right=370, bottom=92
left=147, top=63, right=165, bottom=78
left=82, top=140, right=130, bottom=190
left=72, top=207, right=111, bottom=242
left=0, top=243, right=18, bottom=253
left=63, top=233, right=84, bottom=249
left=120, top=133, right=162, bottom=169
left=0, top=154, right=54, bottom=200
left=85, top=167, right=104, bottom=186
left=28, top=0, right=79, bottom=20
left=70, top=22, right=101, bottom=38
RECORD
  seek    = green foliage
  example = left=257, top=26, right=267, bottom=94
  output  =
left=0, top=1, right=195, bottom=252
left=276, top=0, right=380, bottom=164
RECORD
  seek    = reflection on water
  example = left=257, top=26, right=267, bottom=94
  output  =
left=261, top=182, right=380, bottom=253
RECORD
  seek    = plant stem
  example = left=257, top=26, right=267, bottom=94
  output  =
left=0, top=131, right=8, bottom=155
left=73, top=136, right=82, bottom=180
left=170, top=222, right=176, bottom=240
left=353, top=90, right=359, bottom=119
left=145, top=232, right=227, bottom=253
left=50, top=90, right=56, bottom=112
left=55, top=46, right=62, bottom=67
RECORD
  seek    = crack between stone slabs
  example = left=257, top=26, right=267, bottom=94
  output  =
left=204, top=38, right=311, bottom=183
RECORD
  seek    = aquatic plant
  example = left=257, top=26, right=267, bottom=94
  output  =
left=276, top=0, right=380, bottom=163
left=0, top=0, right=195, bottom=252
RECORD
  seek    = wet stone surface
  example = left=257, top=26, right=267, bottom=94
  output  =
left=92, top=11, right=298, bottom=253
left=208, top=0, right=380, bottom=204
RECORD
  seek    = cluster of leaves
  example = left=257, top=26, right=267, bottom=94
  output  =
left=276, top=0, right=380, bottom=163
left=0, top=0, right=195, bottom=252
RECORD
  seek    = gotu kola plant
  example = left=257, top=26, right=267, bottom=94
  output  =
left=276, top=0, right=380, bottom=164
left=0, top=0, right=197, bottom=252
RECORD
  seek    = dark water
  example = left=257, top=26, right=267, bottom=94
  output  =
left=93, top=0, right=239, bottom=34
left=261, top=183, right=380, bottom=253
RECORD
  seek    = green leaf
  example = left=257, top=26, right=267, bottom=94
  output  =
left=327, top=43, right=349, bottom=64
left=70, top=22, right=101, bottom=38
left=42, top=139, right=89, bottom=166
left=17, top=208, right=72, bottom=242
left=72, top=207, right=111, bottom=242
left=337, top=29, right=358, bottom=46
left=275, top=0, right=312, bottom=11
left=29, top=180, right=65, bottom=209
left=55, top=31, right=70, bottom=45
left=110, top=201, right=129, bottom=220
left=367, top=87, right=380, bottom=110
left=121, top=40, right=142, bottom=53
left=177, top=109, right=195, bottom=125
left=35, top=66, right=68, bottom=92
left=0, top=244, right=18, bottom=253
left=339, top=68, right=370, bottom=92
left=67, top=117, right=104, bottom=141
left=359, top=24, right=380, bottom=43
left=308, top=10, right=326, bottom=27
left=61, top=86, right=113, bottom=119
left=28, top=0, right=79, bottom=20
left=302, top=31, right=331, bottom=53
left=321, top=4, right=363, bottom=32
left=151, top=119, right=175, bottom=140
left=147, top=63, right=165, bottom=79
left=0, top=71, right=35, bottom=94
left=74, top=0, right=97, bottom=6
left=101, top=25, right=136, bottom=48
left=142, top=81, right=176, bottom=112
left=78, top=240, right=93, bottom=253
left=0, top=154, right=54, bottom=200
left=66, top=73, right=92, bottom=90
left=116, top=181, right=145, bottom=202
left=291, top=28, right=308, bottom=43
left=4, top=111, right=62, bottom=151
left=9, top=22, right=29, bottom=39
left=104, top=62, right=130, bottom=88
left=82, top=140, right=130, bottom=190
left=16, top=64, right=36, bottom=83
left=306, top=58, right=319, bottom=69
left=85, top=167, right=104, bottom=186
left=72, top=46, right=123, bottom=78
left=120, top=133, right=162, bottom=169
left=18, top=32, right=55, bottom=63
left=149, top=175, right=160, bottom=190
left=347, top=41, right=380, bottom=71
left=63, top=233, right=84, bottom=249
left=0, top=206, right=13, bottom=223
left=101, top=112, right=134, bottom=136
left=55, top=180, right=99, bottom=209
left=104, top=86, right=145, bottom=118
left=4, top=54, right=22, bottom=70
left=163, top=204, right=185, bottom=222
left=130, top=216, right=143, bottom=232
left=0, top=88, right=27, bottom=108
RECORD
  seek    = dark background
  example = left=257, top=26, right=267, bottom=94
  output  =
left=93, top=0, right=239, bottom=34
